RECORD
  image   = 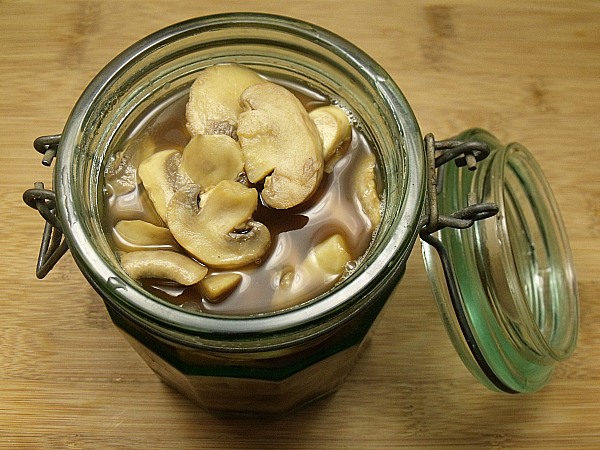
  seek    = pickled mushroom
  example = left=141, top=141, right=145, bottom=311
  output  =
left=138, top=149, right=188, bottom=222
left=272, top=234, right=352, bottom=308
left=237, top=82, right=324, bottom=209
left=200, top=273, right=243, bottom=302
left=166, top=180, right=271, bottom=269
left=179, top=134, right=244, bottom=189
left=121, top=250, right=208, bottom=285
left=309, top=105, right=352, bottom=173
left=105, top=62, right=382, bottom=314
left=355, top=153, right=382, bottom=230
left=114, top=220, right=178, bottom=249
left=185, top=63, right=267, bottom=137
left=105, top=134, right=156, bottom=195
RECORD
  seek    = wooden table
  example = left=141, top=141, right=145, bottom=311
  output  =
left=2, top=1, right=599, bottom=447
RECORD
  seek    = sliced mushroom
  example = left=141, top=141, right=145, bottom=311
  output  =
left=355, top=153, right=382, bottom=230
left=138, top=149, right=188, bottom=222
left=237, top=82, right=324, bottom=209
left=185, top=63, right=267, bottom=137
left=272, top=234, right=352, bottom=307
left=309, top=105, right=352, bottom=173
left=310, top=233, right=352, bottom=275
left=105, top=133, right=156, bottom=196
left=121, top=250, right=208, bottom=285
left=180, top=134, right=244, bottom=189
left=200, top=273, right=243, bottom=302
left=167, top=180, right=271, bottom=269
left=114, top=220, right=178, bottom=249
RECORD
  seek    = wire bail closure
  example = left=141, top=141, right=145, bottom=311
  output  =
left=34, top=134, right=61, bottom=167
left=420, top=133, right=498, bottom=236
left=23, top=135, right=68, bottom=279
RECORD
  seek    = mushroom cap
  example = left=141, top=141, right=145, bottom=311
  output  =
left=185, top=63, right=267, bottom=137
left=180, top=134, right=244, bottom=189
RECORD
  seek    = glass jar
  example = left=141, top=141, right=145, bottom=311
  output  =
left=24, top=13, right=578, bottom=415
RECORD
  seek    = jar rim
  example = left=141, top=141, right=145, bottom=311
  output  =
left=484, top=140, right=579, bottom=361
left=54, top=13, right=426, bottom=339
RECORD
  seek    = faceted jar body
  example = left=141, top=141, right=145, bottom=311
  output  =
left=53, top=14, right=426, bottom=415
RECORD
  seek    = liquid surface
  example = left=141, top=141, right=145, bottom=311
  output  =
left=103, top=77, right=379, bottom=315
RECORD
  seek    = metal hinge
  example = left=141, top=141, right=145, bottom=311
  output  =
left=419, top=132, right=498, bottom=237
left=23, top=135, right=68, bottom=278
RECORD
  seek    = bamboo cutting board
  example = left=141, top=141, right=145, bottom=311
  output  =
left=1, top=1, right=599, bottom=448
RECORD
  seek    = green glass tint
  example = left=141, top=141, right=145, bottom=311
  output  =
left=423, top=129, right=578, bottom=393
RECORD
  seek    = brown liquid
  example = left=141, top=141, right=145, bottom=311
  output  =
left=103, top=77, right=379, bottom=315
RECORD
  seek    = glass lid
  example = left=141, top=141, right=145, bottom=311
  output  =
left=421, top=128, right=579, bottom=393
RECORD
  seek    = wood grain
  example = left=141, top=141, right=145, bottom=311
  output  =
left=1, top=1, right=599, bottom=448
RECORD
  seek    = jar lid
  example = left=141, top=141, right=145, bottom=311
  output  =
left=421, top=128, right=579, bottom=393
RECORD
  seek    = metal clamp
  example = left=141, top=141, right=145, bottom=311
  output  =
left=24, top=135, right=69, bottom=279
left=419, top=133, right=517, bottom=394
left=34, top=134, right=61, bottom=167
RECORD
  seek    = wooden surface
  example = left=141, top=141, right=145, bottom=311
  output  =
left=1, top=1, right=599, bottom=448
